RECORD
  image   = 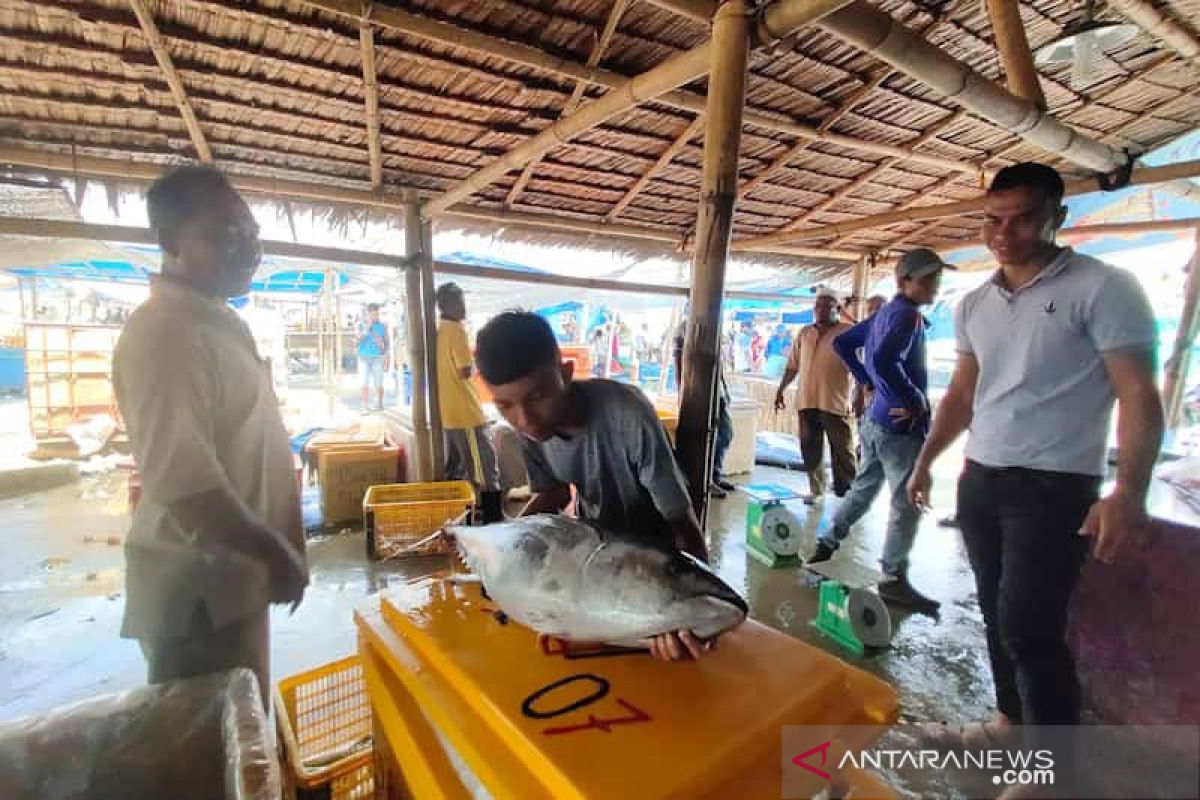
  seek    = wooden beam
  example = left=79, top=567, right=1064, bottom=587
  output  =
left=775, top=109, right=969, bottom=234
left=301, top=0, right=985, bottom=177
left=0, top=143, right=865, bottom=259
left=418, top=219, right=444, bottom=478
left=606, top=115, right=704, bottom=221
left=986, top=0, right=1046, bottom=106
left=678, top=0, right=752, bottom=525
left=403, top=192, right=433, bottom=481
left=423, top=0, right=857, bottom=217
left=1164, top=227, right=1200, bottom=428
left=0, top=215, right=827, bottom=302
left=505, top=0, right=630, bottom=209
left=734, top=159, right=1200, bottom=248
left=1105, top=0, right=1200, bottom=73
left=358, top=12, right=382, bottom=189
left=737, top=67, right=888, bottom=202
left=642, top=0, right=714, bottom=24
left=127, top=0, right=212, bottom=162
left=819, top=1, right=1124, bottom=171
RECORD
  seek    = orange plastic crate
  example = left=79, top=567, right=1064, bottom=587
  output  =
left=362, top=480, right=475, bottom=560
left=274, top=656, right=374, bottom=800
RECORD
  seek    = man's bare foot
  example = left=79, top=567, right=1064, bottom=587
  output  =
left=920, top=715, right=1018, bottom=750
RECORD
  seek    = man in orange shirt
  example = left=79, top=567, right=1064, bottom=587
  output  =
left=773, top=289, right=855, bottom=503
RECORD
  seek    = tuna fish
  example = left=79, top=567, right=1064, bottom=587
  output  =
left=448, top=514, right=747, bottom=646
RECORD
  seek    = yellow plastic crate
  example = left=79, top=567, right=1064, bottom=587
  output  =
left=363, top=480, right=475, bottom=560
left=274, top=656, right=374, bottom=800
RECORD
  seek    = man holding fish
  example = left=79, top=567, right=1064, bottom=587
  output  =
left=475, top=311, right=723, bottom=661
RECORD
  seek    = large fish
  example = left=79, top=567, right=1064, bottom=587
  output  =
left=448, top=514, right=747, bottom=646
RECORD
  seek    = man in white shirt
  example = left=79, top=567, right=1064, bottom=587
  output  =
left=908, top=163, right=1162, bottom=784
left=114, top=166, right=307, bottom=699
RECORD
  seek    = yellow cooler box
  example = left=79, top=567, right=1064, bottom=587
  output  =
left=355, top=577, right=899, bottom=799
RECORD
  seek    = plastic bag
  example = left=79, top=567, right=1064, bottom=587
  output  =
left=0, top=668, right=280, bottom=800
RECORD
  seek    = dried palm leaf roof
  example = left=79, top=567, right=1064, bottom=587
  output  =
left=0, top=0, right=1197, bottom=279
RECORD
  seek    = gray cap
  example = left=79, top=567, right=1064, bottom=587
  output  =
left=895, top=247, right=954, bottom=279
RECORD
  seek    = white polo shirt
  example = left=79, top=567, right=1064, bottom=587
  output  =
left=114, top=277, right=305, bottom=640
left=955, top=247, right=1156, bottom=476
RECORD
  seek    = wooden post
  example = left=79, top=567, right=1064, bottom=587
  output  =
left=1164, top=228, right=1200, bottom=429
left=986, top=0, right=1045, bottom=107
left=851, top=254, right=872, bottom=320
left=419, top=220, right=445, bottom=480
left=403, top=191, right=432, bottom=481
left=677, top=0, right=751, bottom=524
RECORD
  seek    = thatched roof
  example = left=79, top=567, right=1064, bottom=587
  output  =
left=0, top=0, right=1197, bottom=276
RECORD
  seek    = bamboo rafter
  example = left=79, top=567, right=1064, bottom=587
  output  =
left=127, top=0, right=211, bottom=162
left=776, top=108, right=970, bottom=234
left=606, top=114, right=705, bottom=221
left=358, top=7, right=381, bottom=189
left=505, top=0, right=630, bottom=209
left=298, top=0, right=987, bottom=177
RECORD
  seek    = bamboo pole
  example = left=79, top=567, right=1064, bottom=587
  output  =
left=678, top=0, right=752, bottom=524
left=643, top=0, right=713, bottom=24
left=419, top=219, right=444, bottom=479
left=1105, top=0, right=1200, bottom=73
left=358, top=16, right=383, bottom=189
left=1163, top=228, right=1200, bottom=429
left=986, top=0, right=1045, bottom=107
left=303, top=0, right=984, bottom=177
left=506, top=0, right=630, bottom=209
left=0, top=143, right=846, bottom=257
left=128, top=0, right=212, bottom=163
left=607, top=115, right=704, bottom=221
left=851, top=255, right=872, bottom=319
left=777, top=109, right=969, bottom=234
left=403, top=192, right=432, bottom=481
left=818, top=1, right=1123, bottom=171
left=423, top=40, right=718, bottom=216
left=0, top=215, right=829, bottom=302
left=734, top=159, right=1200, bottom=248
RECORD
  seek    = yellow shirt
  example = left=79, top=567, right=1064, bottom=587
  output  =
left=786, top=321, right=853, bottom=415
left=437, top=318, right=487, bottom=430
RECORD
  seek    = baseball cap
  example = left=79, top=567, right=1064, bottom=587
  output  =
left=895, top=248, right=954, bottom=279
left=814, top=286, right=838, bottom=300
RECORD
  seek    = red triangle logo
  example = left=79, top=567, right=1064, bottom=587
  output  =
left=791, top=740, right=833, bottom=780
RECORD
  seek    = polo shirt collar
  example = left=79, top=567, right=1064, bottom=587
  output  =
left=151, top=274, right=231, bottom=315
left=989, top=247, right=1074, bottom=297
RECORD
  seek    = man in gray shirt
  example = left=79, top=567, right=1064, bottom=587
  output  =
left=475, top=312, right=710, bottom=662
left=907, top=163, right=1162, bottom=763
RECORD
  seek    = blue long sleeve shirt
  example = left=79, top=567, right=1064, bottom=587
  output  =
left=832, top=295, right=929, bottom=435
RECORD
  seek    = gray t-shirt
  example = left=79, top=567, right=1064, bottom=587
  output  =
left=521, top=379, right=692, bottom=543
left=956, top=247, right=1156, bottom=476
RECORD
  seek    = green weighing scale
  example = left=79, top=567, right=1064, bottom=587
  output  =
left=741, top=483, right=806, bottom=568
left=741, top=484, right=893, bottom=653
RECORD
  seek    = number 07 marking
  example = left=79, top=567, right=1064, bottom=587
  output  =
left=541, top=699, right=652, bottom=736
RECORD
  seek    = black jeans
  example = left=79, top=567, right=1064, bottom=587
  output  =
left=957, top=460, right=1100, bottom=725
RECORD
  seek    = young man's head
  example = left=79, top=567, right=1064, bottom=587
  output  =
left=865, top=294, right=887, bottom=317
left=147, top=165, right=261, bottom=298
left=436, top=283, right=466, bottom=321
left=983, top=162, right=1067, bottom=268
left=813, top=290, right=838, bottom=325
left=365, top=303, right=380, bottom=323
left=895, top=248, right=952, bottom=305
left=476, top=312, right=572, bottom=441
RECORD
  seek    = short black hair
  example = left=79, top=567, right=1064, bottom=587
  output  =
left=476, top=311, right=560, bottom=385
left=988, top=162, right=1065, bottom=206
left=366, top=303, right=380, bottom=312
left=435, top=282, right=463, bottom=313
left=146, top=165, right=237, bottom=250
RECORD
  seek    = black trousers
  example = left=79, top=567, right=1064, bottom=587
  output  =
left=957, top=460, right=1100, bottom=725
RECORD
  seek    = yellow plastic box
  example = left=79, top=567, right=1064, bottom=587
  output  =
left=274, top=656, right=374, bottom=800
left=362, top=481, right=475, bottom=560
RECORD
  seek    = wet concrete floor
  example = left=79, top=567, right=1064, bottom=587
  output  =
left=0, top=453, right=990, bottom=798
